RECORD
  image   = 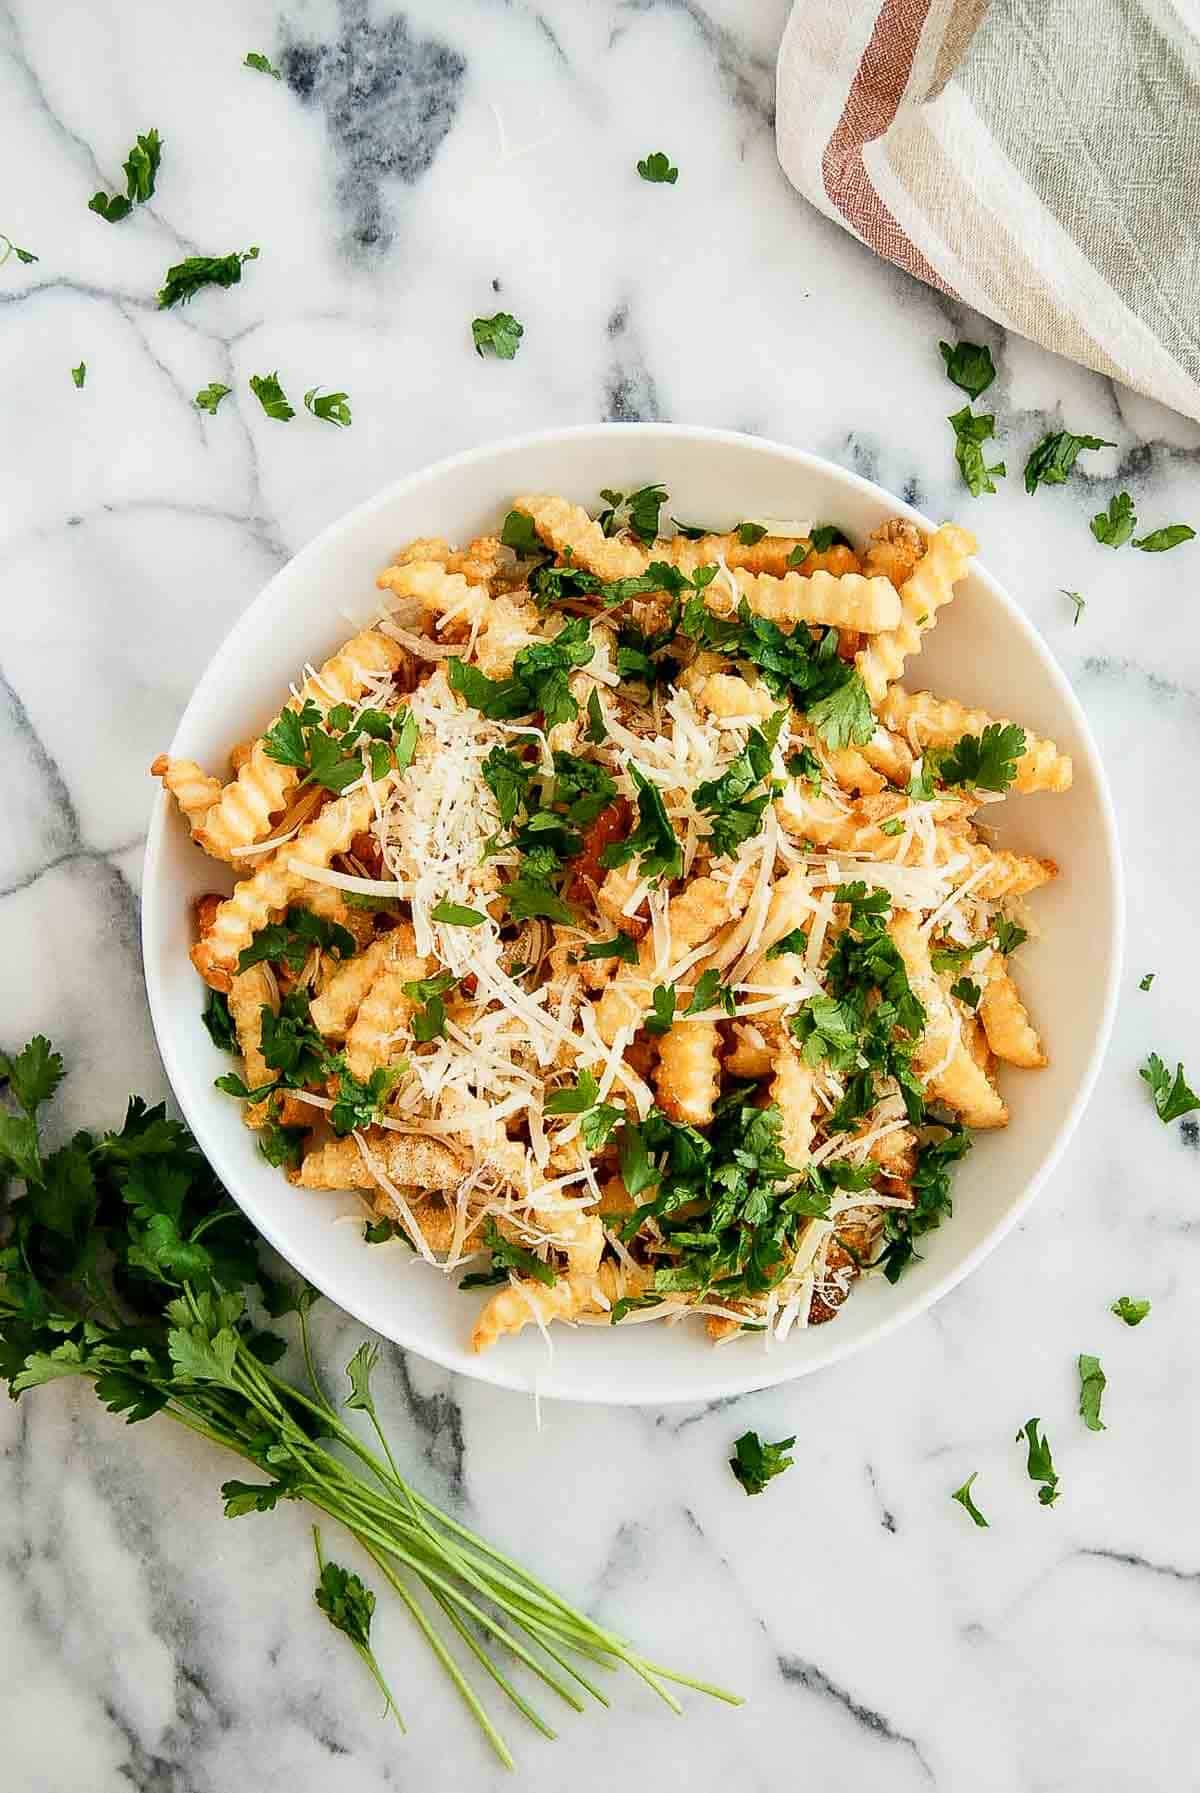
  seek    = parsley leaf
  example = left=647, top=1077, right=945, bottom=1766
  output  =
left=451, top=618, right=594, bottom=732
left=1078, top=1353, right=1106, bottom=1432
left=260, top=993, right=330, bottom=1088
left=637, top=151, right=678, bottom=184
left=626, top=484, right=669, bottom=543
left=694, top=711, right=784, bottom=858
left=766, top=927, right=808, bottom=960
left=89, top=128, right=162, bottom=222
left=807, top=525, right=852, bottom=554
left=71, top=362, right=86, bottom=389
left=936, top=722, right=1025, bottom=793
left=201, top=989, right=237, bottom=1053
left=939, top=339, right=996, bottom=399
left=2, top=1035, right=65, bottom=1118
left=951, top=1471, right=989, bottom=1528
left=1139, top=1053, right=1200, bottom=1124
left=685, top=969, right=736, bottom=1017
left=786, top=746, right=822, bottom=787
left=502, top=876, right=573, bottom=924
left=481, top=1216, right=556, bottom=1286
left=585, top=687, right=608, bottom=743
left=1017, top=1417, right=1060, bottom=1506
left=1, top=235, right=37, bottom=265
left=195, top=382, right=232, bottom=413
left=545, top=1070, right=601, bottom=1116
left=930, top=938, right=984, bottom=974
left=736, top=522, right=767, bottom=545
left=1024, top=430, right=1114, bottom=495
left=500, top=509, right=543, bottom=556
left=481, top=747, right=535, bottom=829
left=237, top=907, right=355, bottom=977
left=1138, top=973, right=1154, bottom=992
left=644, top=985, right=677, bottom=1036
left=245, top=50, right=282, bottom=77
left=430, top=901, right=486, bottom=927
left=581, top=934, right=638, bottom=964
left=807, top=668, right=874, bottom=750
left=598, top=764, right=682, bottom=885
left=1111, top=1295, right=1150, bottom=1327
left=157, top=246, right=259, bottom=308
left=992, top=918, right=1028, bottom=955
left=313, top=1543, right=403, bottom=1730
left=304, top=387, right=352, bottom=427
left=329, top=1066, right=399, bottom=1136
left=948, top=406, right=1005, bottom=496
left=258, top=1122, right=305, bottom=1171
left=729, top=1430, right=794, bottom=1496
left=950, top=976, right=982, bottom=1009
left=472, top=312, right=524, bottom=359
left=1090, top=491, right=1136, bottom=547
left=249, top=371, right=295, bottom=421
left=1133, top=523, right=1195, bottom=553
left=876, top=1128, right=970, bottom=1282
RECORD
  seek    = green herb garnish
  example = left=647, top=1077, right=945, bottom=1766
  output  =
left=1024, top=429, right=1114, bottom=495
left=637, top=151, right=678, bottom=184
left=472, top=312, right=524, bottom=359
left=1140, top=1053, right=1200, bottom=1124
left=157, top=246, right=259, bottom=308
left=1090, top=491, right=1136, bottom=547
left=1133, top=523, right=1195, bottom=552
left=89, top=128, right=162, bottom=222
left=1078, top=1354, right=1106, bottom=1432
left=1110, top=1296, right=1150, bottom=1327
left=249, top=371, right=295, bottom=421
left=939, top=340, right=996, bottom=399
left=195, top=382, right=232, bottom=413
left=951, top=1471, right=989, bottom=1528
left=729, top=1430, right=794, bottom=1496
left=304, top=386, right=352, bottom=426
left=948, top=406, right=1005, bottom=496
left=1017, top=1418, right=1060, bottom=1505
left=245, top=50, right=282, bottom=77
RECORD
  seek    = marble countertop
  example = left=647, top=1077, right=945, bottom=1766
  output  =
left=3, top=2, right=1199, bottom=1789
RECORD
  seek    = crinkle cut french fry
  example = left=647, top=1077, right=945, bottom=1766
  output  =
left=856, top=523, right=976, bottom=702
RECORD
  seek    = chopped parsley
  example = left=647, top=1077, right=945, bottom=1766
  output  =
left=643, top=985, right=677, bottom=1036
left=807, top=525, right=852, bottom=554
left=935, top=722, right=1025, bottom=793
left=471, top=312, right=524, bottom=360
left=71, top=362, right=86, bottom=389
left=1016, top=1417, right=1060, bottom=1506
left=89, top=128, right=162, bottom=222
left=682, top=598, right=873, bottom=750
left=637, top=151, right=678, bottom=184
left=1024, top=429, right=1114, bottom=495
left=195, top=382, right=232, bottom=413
left=245, top=50, right=282, bottom=77
left=1110, top=1296, right=1150, bottom=1327
left=249, top=371, right=295, bottom=421
left=1062, top=588, right=1086, bottom=626
left=263, top=697, right=416, bottom=792
left=449, top=617, right=594, bottom=731
left=1139, top=1053, right=1200, bottom=1124
left=403, top=971, right=458, bottom=1044
left=258, top=1121, right=306, bottom=1172
left=736, top=522, right=767, bottom=545
left=0, top=235, right=37, bottom=265
left=729, top=1430, right=794, bottom=1496
left=201, top=988, right=237, bottom=1053
left=948, top=406, right=1005, bottom=497
left=685, top=970, right=736, bottom=1017
left=544, top=1070, right=622, bottom=1150
left=992, top=918, right=1028, bottom=955
left=500, top=509, right=543, bottom=557
left=304, top=386, right=352, bottom=426
left=693, top=710, right=786, bottom=859
left=950, top=976, right=982, bottom=1009
left=939, top=339, right=997, bottom=400
left=786, top=745, right=822, bottom=787
left=430, top=901, right=486, bottom=927
left=1133, top=523, right=1195, bottom=552
left=581, top=934, right=638, bottom=964
left=1090, top=491, right=1135, bottom=547
left=585, top=687, right=607, bottom=743
left=766, top=927, right=808, bottom=960
left=1139, top=973, right=1154, bottom=991
left=1077, top=1354, right=1106, bottom=1432
left=157, top=246, right=259, bottom=308
left=237, top=907, right=356, bottom=976
left=598, top=764, right=682, bottom=885
left=876, top=1128, right=971, bottom=1282
left=479, top=1216, right=556, bottom=1287
left=950, top=1471, right=989, bottom=1528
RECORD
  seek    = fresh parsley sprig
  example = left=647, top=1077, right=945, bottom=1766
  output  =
left=1140, top=1052, right=1200, bottom=1124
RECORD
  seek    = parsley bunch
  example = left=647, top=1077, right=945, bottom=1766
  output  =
left=0, top=1038, right=737, bottom=1767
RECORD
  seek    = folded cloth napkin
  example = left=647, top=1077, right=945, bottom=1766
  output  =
left=776, top=0, right=1200, bottom=419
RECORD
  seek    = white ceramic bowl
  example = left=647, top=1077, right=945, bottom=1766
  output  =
left=143, top=424, right=1122, bottom=1405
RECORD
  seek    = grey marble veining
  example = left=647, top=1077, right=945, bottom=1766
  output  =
left=2, top=1, right=1200, bottom=1789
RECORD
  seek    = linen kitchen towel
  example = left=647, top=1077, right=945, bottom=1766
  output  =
left=776, top=0, right=1200, bottom=419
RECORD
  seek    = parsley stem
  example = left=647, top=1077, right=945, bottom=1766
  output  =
left=356, top=1537, right=515, bottom=1767
left=427, top=1582, right=558, bottom=1739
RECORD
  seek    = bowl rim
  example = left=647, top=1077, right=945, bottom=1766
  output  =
left=142, top=421, right=1125, bottom=1404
